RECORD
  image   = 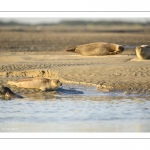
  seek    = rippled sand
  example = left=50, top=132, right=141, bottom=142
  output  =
left=0, top=52, right=150, bottom=95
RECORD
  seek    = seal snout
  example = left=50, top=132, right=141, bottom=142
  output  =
left=136, top=46, right=143, bottom=53
left=57, top=80, right=62, bottom=86
left=118, top=46, right=124, bottom=52
left=53, top=79, right=62, bottom=87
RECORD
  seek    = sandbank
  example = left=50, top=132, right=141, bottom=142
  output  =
left=0, top=51, right=150, bottom=96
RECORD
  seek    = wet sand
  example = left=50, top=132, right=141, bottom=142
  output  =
left=0, top=51, right=150, bottom=95
left=0, top=27, right=150, bottom=96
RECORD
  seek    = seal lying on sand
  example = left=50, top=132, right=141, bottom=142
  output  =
left=136, top=45, right=150, bottom=59
left=0, top=85, right=23, bottom=100
left=64, top=42, right=124, bottom=56
left=7, top=78, right=62, bottom=91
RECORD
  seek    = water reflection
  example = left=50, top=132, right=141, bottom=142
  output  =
left=57, top=87, right=84, bottom=95
left=0, top=85, right=150, bottom=132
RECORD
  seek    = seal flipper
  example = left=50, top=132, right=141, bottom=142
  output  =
left=64, top=47, right=76, bottom=52
left=15, top=94, right=24, bottom=98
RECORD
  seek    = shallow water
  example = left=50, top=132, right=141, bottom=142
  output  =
left=0, top=84, right=150, bottom=132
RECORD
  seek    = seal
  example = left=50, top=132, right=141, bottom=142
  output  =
left=64, top=42, right=124, bottom=56
left=136, top=45, right=150, bottom=59
left=0, top=85, right=23, bottom=100
left=7, top=77, right=62, bottom=91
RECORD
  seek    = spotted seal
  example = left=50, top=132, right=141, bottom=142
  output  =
left=7, top=78, right=62, bottom=91
left=64, top=42, right=124, bottom=56
left=136, top=45, right=150, bottom=59
left=0, top=85, right=23, bottom=100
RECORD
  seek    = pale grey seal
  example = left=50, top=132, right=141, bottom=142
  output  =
left=7, top=77, right=62, bottom=91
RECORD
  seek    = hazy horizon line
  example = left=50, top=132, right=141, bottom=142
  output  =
left=0, top=18, right=150, bottom=25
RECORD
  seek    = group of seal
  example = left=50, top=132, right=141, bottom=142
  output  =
left=0, top=78, right=62, bottom=100
left=64, top=42, right=150, bottom=60
left=1, top=42, right=150, bottom=100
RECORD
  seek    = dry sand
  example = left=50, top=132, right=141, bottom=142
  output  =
left=0, top=51, right=150, bottom=96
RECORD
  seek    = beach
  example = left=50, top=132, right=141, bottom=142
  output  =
left=0, top=51, right=150, bottom=95
left=0, top=27, right=150, bottom=95
left=0, top=25, right=150, bottom=132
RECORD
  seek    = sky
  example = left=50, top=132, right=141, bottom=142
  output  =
left=0, top=18, right=150, bottom=25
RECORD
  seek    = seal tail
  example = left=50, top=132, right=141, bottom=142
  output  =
left=64, top=47, right=76, bottom=52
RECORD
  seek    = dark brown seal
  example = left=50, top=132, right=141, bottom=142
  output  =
left=0, top=85, right=23, bottom=100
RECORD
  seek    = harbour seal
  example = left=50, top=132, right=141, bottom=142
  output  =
left=0, top=85, right=23, bottom=100
left=64, top=42, right=124, bottom=56
left=136, top=45, right=150, bottom=59
left=7, top=78, right=62, bottom=91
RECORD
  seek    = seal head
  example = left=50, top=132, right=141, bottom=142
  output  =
left=40, top=79, right=62, bottom=91
left=136, top=45, right=150, bottom=59
left=118, top=45, right=124, bottom=53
